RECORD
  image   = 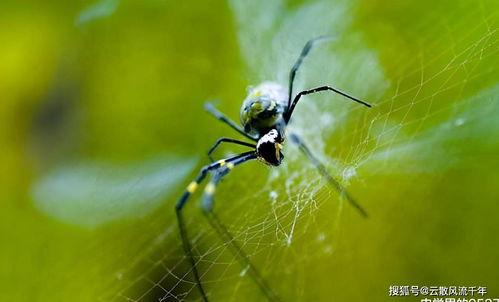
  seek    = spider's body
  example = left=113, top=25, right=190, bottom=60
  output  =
left=240, top=82, right=288, bottom=138
left=175, top=37, right=372, bottom=302
left=240, top=82, right=288, bottom=166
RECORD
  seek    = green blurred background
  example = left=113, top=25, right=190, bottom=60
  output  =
left=1, top=0, right=498, bottom=301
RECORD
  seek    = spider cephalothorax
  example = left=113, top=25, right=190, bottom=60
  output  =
left=256, top=129, right=284, bottom=166
left=175, top=36, right=372, bottom=302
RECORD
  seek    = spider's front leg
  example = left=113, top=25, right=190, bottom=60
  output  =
left=199, top=153, right=254, bottom=211
left=175, top=151, right=255, bottom=302
left=206, top=137, right=256, bottom=162
left=199, top=155, right=281, bottom=302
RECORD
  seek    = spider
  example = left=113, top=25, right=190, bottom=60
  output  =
left=175, top=36, right=371, bottom=301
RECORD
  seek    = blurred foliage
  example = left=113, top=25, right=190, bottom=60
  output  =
left=0, top=0, right=498, bottom=301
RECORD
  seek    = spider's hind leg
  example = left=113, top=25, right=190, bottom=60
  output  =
left=284, top=85, right=371, bottom=122
left=287, top=36, right=335, bottom=109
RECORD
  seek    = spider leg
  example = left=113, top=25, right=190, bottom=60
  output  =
left=207, top=137, right=256, bottom=162
left=204, top=102, right=258, bottom=141
left=284, top=85, right=371, bottom=122
left=175, top=151, right=255, bottom=301
left=200, top=155, right=281, bottom=302
left=287, top=36, right=335, bottom=110
left=289, top=133, right=368, bottom=218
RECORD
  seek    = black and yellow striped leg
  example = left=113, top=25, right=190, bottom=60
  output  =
left=204, top=102, right=258, bottom=141
left=175, top=151, right=255, bottom=302
left=174, top=210, right=207, bottom=301
left=200, top=152, right=256, bottom=211
left=289, top=133, right=368, bottom=218
left=199, top=154, right=281, bottom=302
left=206, top=137, right=256, bottom=162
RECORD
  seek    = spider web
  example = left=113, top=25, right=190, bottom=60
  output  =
left=100, top=0, right=499, bottom=301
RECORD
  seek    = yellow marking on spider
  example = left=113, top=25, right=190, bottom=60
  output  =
left=242, top=111, right=249, bottom=123
left=227, top=162, right=235, bottom=170
left=251, top=102, right=263, bottom=111
left=186, top=182, right=198, bottom=193
left=268, top=101, right=276, bottom=111
left=219, top=159, right=226, bottom=166
left=252, top=90, right=262, bottom=98
left=205, top=183, right=216, bottom=195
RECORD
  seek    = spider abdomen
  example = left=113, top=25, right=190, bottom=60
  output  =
left=240, top=82, right=288, bottom=137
